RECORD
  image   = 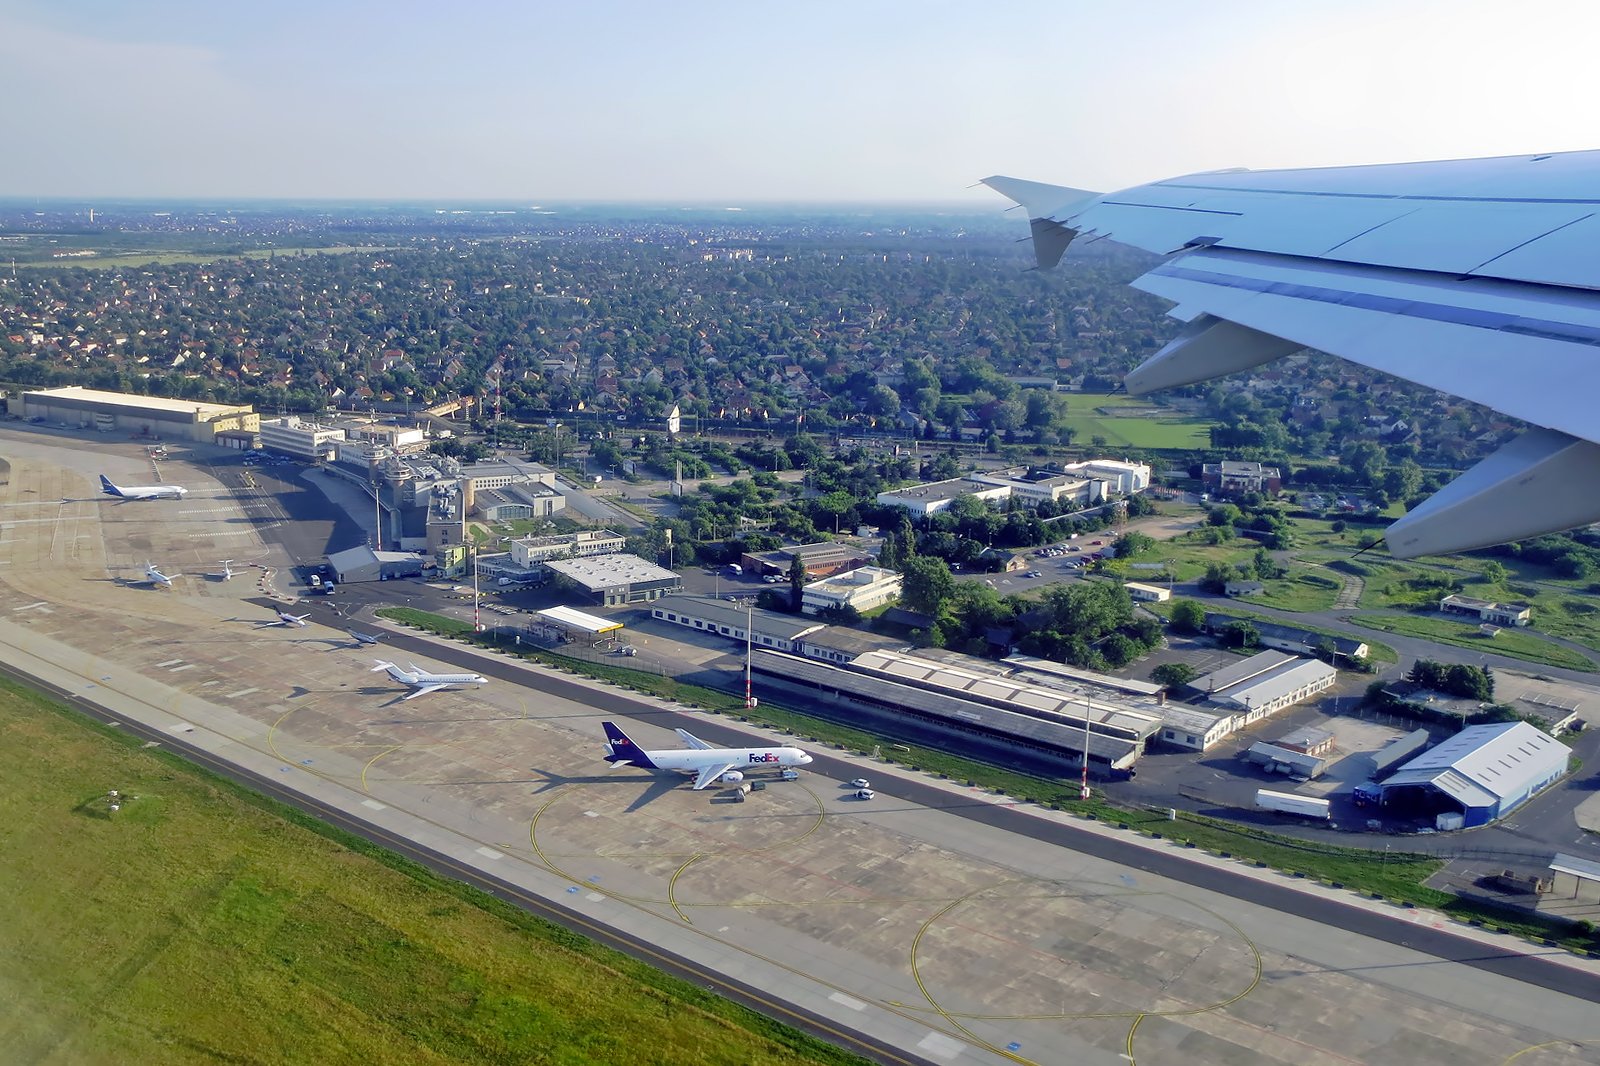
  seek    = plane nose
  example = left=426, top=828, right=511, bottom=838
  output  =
left=800, top=753, right=813, bottom=763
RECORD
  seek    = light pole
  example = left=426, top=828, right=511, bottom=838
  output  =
left=472, top=542, right=482, bottom=633
left=1080, top=696, right=1093, bottom=801
left=745, top=602, right=757, bottom=709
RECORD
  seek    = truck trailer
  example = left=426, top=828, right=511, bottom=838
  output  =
left=1254, top=788, right=1331, bottom=820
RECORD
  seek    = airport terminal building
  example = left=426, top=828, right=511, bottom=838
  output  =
left=10, top=386, right=258, bottom=443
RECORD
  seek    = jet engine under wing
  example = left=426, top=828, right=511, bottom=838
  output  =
left=984, top=150, right=1600, bottom=558
left=693, top=763, right=738, bottom=790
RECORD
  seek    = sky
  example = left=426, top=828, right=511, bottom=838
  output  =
left=2, top=0, right=1597, bottom=203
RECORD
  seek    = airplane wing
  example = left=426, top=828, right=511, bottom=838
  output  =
left=674, top=728, right=713, bottom=750
left=400, top=683, right=447, bottom=701
left=985, top=149, right=1600, bottom=558
left=692, top=763, right=737, bottom=790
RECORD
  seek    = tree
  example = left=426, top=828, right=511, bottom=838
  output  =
left=1200, top=562, right=1236, bottom=594
left=1116, top=530, right=1155, bottom=558
left=788, top=555, right=807, bottom=611
left=1221, top=620, right=1259, bottom=649
left=1169, top=598, right=1206, bottom=634
left=1151, top=662, right=1198, bottom=688
left=1479, top=560, right=1507, bottom=587
left=900, top=555, right=956, bottom=615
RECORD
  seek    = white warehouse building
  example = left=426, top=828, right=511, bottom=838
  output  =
left=801, top=566, right=903, bottom=616
left=259, top=417, right=347, bottom=460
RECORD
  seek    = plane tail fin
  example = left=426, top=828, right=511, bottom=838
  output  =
left=602, top=721, right=658, bottom=768
left=100, top=475, right=123, bottom=497
left=370, top=659, right=398, bottom=674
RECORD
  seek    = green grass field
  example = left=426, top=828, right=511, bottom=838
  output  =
left=0, top=678, right=866, bottom=1066
left=1240, top=569, right=1342, bottom=613
left=1348, top=613, right=1597, bottom=672
left=13, top=245, right=390, bottom=271
left=1057, top=392, right=1214, bottom=450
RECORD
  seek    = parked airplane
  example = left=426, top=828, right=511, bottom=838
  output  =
left=258, top=608, right=310, bottom=628
left=347, top=630, right=382, bottom=646
left=602, top=721, right=813, bottom=790
left=133, top=562, right=177, bottom=588
left=214, top=560, right=235, bottom=581
left=100, top=474, right=186, bottom=500
left=370, top=659, right=488, bottom=700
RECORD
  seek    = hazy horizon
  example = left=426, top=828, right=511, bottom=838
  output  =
left=4, top=0, right=1597, bottom=202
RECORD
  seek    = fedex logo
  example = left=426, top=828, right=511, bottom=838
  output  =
left=747, top=752, right=780, bottom=763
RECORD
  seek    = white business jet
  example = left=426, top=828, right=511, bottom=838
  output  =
left=370, top=659, right=488, bottom=700
left=131, top=562, right=178, bottom=588
left=258, top=608, right=310, bottom=628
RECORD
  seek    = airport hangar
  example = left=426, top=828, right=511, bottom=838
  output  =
left=9, top=385, right=259, bottom=442
left=1379, top=720, right=1569, bottom=827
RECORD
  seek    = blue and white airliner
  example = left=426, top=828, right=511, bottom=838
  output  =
left=602, top=721, right=812, bottom=790
left=100, top=474, right=186, bottom=500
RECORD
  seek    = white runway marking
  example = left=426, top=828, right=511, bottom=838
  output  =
left=585, top=892, right=604, bottom=902
left=156, top=658, right=183, bottom=667
left=829, top=992, right=867, bottom=1011
left=475, top=846, right=504, bottom=861
left=168, top=663, right=197, bottom=673
left=178, top=508, right=235, bottom=516
left=222, top=687, right=259, bottom=699
left=361, top=799, right=386, bottom=811
left=12, top=602, right=49, bottom=612
left=917, top=1032, right=966, bottom=1060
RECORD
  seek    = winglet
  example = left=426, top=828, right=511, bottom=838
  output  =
left=980, top=176, right=1101, bottom=270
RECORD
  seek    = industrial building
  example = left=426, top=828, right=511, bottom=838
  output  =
left=750, top=650, right=1144, bottom=772
left=326, top=545, right=428, bottom=584
left=545, top=554, right=681, bottom=606
left=1242, top=741, right=1328, bottom=780
left=10, top=385, right=258, bottom=443
left=259, top=416, right=347, bottom=460
left=1202, top=460, right=1282, bottom=498
left=1439, top=594, right=1533, bottom=627
left=875, top=477, right=1012, bottom=517
left=740, top=541, right=873, bottom=579
left=1191, top=651, right=1337, bottom=722
left=1202, top=613, right=1369, bottom=662
left=875, top=460, right=1151, bottom=518
left=474, top=482, right=564, bottom=520
left=649, top=596, right=825, bottom=653
left=966, top=468, right=1106, bottom=508
left=1380, top=721, right=1568, bottom=827
left=801, top=566, right=903, bottom=616
left=513, top=530, right=627, bottom=566
left=1124, top=581, right=1172, bottom=603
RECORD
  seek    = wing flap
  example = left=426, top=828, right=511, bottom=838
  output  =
left=693, top=763, right=736, bottom=790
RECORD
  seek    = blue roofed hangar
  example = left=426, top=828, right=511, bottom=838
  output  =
left=1380, top=721, right=1568, bottom=828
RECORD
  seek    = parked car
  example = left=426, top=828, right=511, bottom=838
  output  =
left=854, top=789, right=876, bottom=800
left=849, top=778, right=870, bottom=788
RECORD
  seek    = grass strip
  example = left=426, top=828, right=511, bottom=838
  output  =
left=0, top=671, right=868, bottom=1065
left=1350, top=613, right=1597, bottom=672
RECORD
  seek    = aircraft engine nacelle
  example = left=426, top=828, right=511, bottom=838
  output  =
left=719, top=770, right=745, bottom=784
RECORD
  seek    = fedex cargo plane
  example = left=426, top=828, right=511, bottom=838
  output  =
left=602, top=721, right=811, bottom=790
